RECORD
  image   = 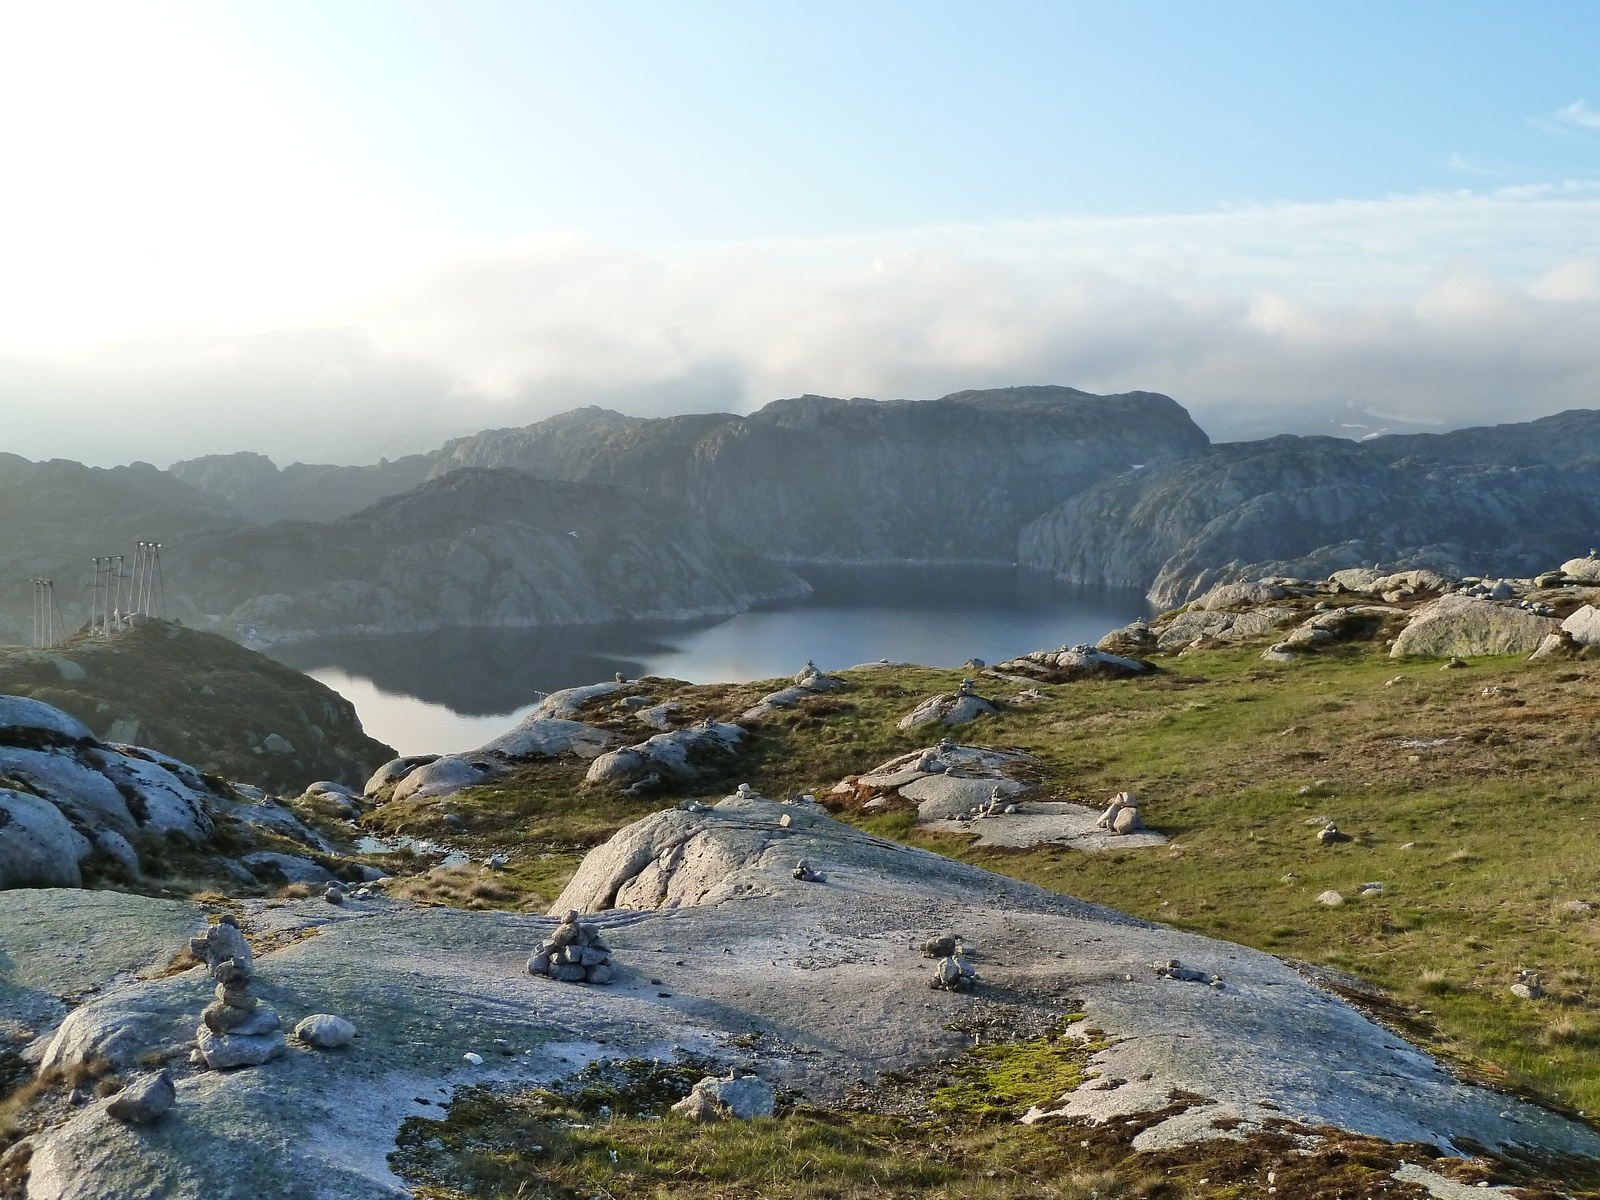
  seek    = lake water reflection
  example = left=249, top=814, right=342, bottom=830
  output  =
left=266, top=566, right=1150, bottom=756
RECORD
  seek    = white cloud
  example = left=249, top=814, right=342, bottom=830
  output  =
left=5, top=186, right=1600, bottom=464
left=1560, top=100, right=1600, bottom=131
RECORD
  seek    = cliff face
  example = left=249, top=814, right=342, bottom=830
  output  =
left=427, top=387, right=1212, bottom=561
left=163, top=469, right=810, bottom=642
left=1019, top=411, right=1600, bottom=607
left=0, top=623, right=393, bottom=791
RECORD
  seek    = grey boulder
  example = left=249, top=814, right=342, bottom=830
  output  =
left=197, top=1021, right=286, bottom=1069
left=1561, top=604, right=1600, bottom=646
left=584, top=721, right=744, bottom=788
left=1561, top=554, right=1600, bottom=583
left=0, top=695, right=93, bottom=741
left=1192, top=579, right=1289, bottom=609
left=471, top=717, right=615, bottom=761
left=362, top=754, right=439, bottom=797
left=392, top=756, right=497, bottom=803
left=1391, top=595, right=1559, bottom=659
left=671, top=1073, right=776, bottom=1122
left=105, top=1070, right=176, bottom=1125
left=0, top=790, right=92, bottom=889
left=528, top=682, right=625, bottom=720
left=896, top=692, right=999, bottom=731
left=240, top=852, right=334, bottom=886
left=293, top=1013, right=356, bottom=1049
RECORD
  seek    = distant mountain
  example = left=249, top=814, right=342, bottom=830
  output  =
left=170, top=387, right=1213, bottom=562
left=16, top=389, right=1600, bottom=637
left=1019, top=410, right=1600, bottom=607
left=428, top=387, right=1212, bottom=562
left=167, top=449, right=436, bottom=524
left=161, top=468, right=809, bottom=642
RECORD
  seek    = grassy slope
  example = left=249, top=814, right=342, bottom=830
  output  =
left=398, top=648, right=1600, bottom=1127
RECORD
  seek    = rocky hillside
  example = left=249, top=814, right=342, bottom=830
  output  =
left=0, top=623, right=393, bottom=792
left=162, top=468, right=809, bottom=642
left=168, top=387, right=1211, bottom=560
left=1020, top=409, right=1600, bottom=606
left=0, top=455, right=241, bottom=643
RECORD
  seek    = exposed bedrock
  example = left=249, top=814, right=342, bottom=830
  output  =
left=8, top=794, right=1600, bottom=1199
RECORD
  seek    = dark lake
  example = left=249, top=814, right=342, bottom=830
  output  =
left=266, top=566, right=1151, bottom=756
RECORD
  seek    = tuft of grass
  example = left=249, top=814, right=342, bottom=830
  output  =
left=391, top=865, right=528, bottom=910
left=930, top=1033, right=1098, bottom=1123
left=1, top=1057, right=118, bottom=1143
left=1542, top=1016, right=1594, bottom=1047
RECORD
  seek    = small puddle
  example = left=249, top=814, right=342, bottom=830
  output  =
left=355, top=834, right=471, bottom=867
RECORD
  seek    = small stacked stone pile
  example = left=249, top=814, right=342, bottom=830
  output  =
left=1152, top=959, right=1224, bottom=989
left=528, top=909, right=615, bottom=984
left=918, top=933, right=978, bottom=992
left=1096, top=792, right=1146, bottom=835
left=189, top=916, right=286, bottom=1069
left=792, top=859, right=826, bottom=883
left=972, top=785, right=1018, bottom=819
left=1511, top=969, right=1545, bottom=1000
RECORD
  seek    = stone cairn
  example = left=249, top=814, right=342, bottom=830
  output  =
left=792, top=859, right=826, bottom=883
left=971, top=784, right=1018, bottom=819
left=1096, top=792, right=1146, bottom=835
left=528, top=910, right=615, bottom=984
left=1511, top=969, right=1546, bottom=1000
left=918, top=933, right=978, bottom=992
left=189, top=915, right=286, bottom=1069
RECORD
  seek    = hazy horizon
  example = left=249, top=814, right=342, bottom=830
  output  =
left=3, top=2, right=1599, bottom=467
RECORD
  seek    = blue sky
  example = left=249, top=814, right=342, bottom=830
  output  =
left=215, top=1, right=1600, bottom=240
left=1, top=2, right=1598, bottom=463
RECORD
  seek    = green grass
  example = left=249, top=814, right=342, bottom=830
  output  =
left=929, top=1026, right=1100, bottom=1123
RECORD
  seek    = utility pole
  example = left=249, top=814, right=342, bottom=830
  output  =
left=88, top=557, right=105, bottom=634
left=116, top=554, right=128, bottom=627
left=151, top=542, right=165, bottom=617
left=130, top=542, right=145, bottom=617
left=32, top=578, right=60, bottom=648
